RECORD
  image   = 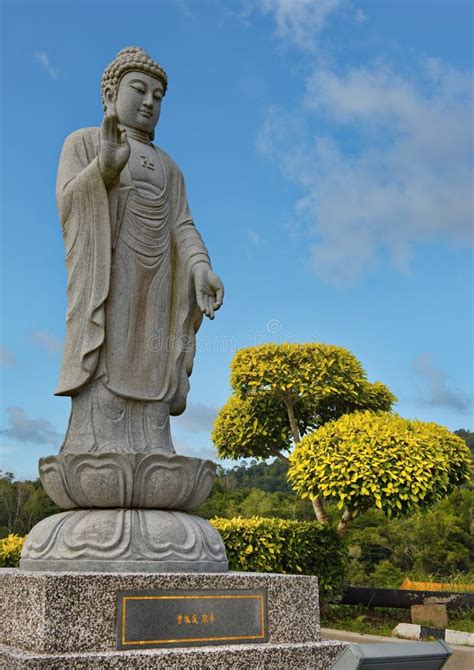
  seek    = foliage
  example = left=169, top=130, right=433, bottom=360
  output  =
left=368, top=560, right=406, bottom=589
left=195, top=459, right=315, bottom=520
left=210, top=516, right=346, bottom=598
left=218, top=459, right=293, bottom=494
left=321, top=605, right=474, bottom=637
left=229, top=343, right=394, bottom=421
left=345, top=487, right=474, bottom=585
left=0, top=533, right=25, bottom=567
left=322, top=604, right=409, bottom=637
left=197, top=485, right=314, bottom=521
left=0, top=470, right=60, bottom=538
left=455, top=429, right=474, bottom=460
left=213, top=343, right=395, bottom=461
left=212, top=394, right=293, bottom=461
left=323, top=604, right=474, bottom=635
left=289, top=411, right=472, bottom=529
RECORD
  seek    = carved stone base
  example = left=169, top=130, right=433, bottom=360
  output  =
left=0, top=570, right=347, bottom=668
left=39, top=453, right=215, bottom=510
left=20, top=509, right=228, bottom=573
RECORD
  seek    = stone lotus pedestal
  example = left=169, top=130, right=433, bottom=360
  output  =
left=20, top=453, right=228, bottom=572
left=6, top=453, right=350, bottom=668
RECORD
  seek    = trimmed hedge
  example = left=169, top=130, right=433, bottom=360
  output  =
left=0, top=534, right=25, bottom=567
left=210, top=516, right=346, bottom=598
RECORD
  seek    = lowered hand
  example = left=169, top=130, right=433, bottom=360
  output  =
left=193, top=265, right=224, bottom=320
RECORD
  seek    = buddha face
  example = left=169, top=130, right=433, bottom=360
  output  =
left=106, top=71, right=164, bottom=134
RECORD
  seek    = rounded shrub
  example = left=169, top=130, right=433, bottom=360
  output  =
left=289, top=411, right=472, bottom=519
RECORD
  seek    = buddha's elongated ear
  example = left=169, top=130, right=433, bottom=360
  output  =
left=104, top=87, right=116, bottom=114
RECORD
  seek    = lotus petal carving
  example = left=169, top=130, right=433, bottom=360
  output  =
left=20, top=509, right=228, bottom=572
left=39, top=453, right=215, bottom=511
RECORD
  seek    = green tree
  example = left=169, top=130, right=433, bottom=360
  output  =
left=213, top=343, right=395, bottom=523
left=213, top=343, right=471, bottom=535
left=0, top=471, right=60, bottom=537
left=289, top=411, right=472, bottom=536
left=455, top=429, right=474, bottom=460
left=224, top=459, right=293, bottom=493
left=195, top=463, right=314, bottom=521
left=345, top=486, right=474, bottom=584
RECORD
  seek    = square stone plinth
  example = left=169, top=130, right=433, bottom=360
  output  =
left=0, top=570, right=346, bottom=669
left=411, top=603, right=449, bottom=629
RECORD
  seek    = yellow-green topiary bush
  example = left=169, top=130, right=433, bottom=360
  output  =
left=0, top=534, right=25, bottom=567
left=210, top=516, right=346, bottom=598
left=289, top=411, right=472, bottom=534
left=213, top=343, right=395, bottom=462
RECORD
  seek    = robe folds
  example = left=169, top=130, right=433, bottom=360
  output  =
left=55, top=127, right=210, bottom=416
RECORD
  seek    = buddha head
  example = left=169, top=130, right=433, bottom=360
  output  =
left=102, top=47, right=168, bottom=139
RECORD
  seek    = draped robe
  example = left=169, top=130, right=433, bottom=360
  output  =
left=55, top=127, right=210, bottom=417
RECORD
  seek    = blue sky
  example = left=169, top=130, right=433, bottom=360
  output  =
left=1, top=0, right=472, bottom=480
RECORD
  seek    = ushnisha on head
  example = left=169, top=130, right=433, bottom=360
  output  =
left=101, top=47, right=168, bottom=111
left=101, top=47, right=168, bottom=142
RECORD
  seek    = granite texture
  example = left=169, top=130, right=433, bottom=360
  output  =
left=0, top=640, right=346, bottom=669
left=1, top=571, right=321, bottom=654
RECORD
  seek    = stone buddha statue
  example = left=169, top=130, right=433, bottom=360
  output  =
left=20, top=47, right=228, bottom=573
left=55, top=47, right=224, bottom=455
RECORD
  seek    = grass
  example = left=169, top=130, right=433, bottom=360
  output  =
left=321, top=604, right=474, bottom=636
left=450, top=609, right=474, bottom=634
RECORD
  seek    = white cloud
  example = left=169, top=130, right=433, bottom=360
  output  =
left=29, top=330, right=63, bottom=355
left=174, top=438, right=217, bottom=462
left=0, top=345, right=15, bottom=367
left=0, top=407, right=62, bottom=447
left=171, top=402, right=219, bottom=433
left=413, top=353, right=471, bottom=413
left=257, top=0, right=347, bottom=51
left=258, top=59, right=473, bottom=283
left=34, top=51, right=58, bottom=80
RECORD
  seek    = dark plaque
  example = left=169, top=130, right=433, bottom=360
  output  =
left=117, top=588, right=268, bottom=649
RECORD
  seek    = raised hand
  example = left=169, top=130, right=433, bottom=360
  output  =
left=193, top=264, right=224, bottom=320
left=98, top=113, right=131, bottom=188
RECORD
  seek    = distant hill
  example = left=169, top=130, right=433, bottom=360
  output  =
left=454, top=429, right=474, bottom=459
